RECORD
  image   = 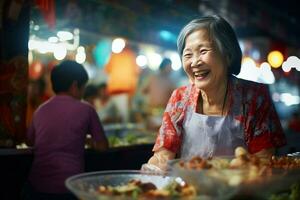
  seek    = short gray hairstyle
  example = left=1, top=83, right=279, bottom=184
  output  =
left=177, top=15, right=242, bottom=75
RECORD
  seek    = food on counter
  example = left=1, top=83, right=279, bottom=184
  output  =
left=178, top=156, right=229, bottom=170
left=107, top=132, right=155, bottom=147
left=108, top=133, right=137, bottom=147
left=97, top=179, right=197, bottom=199
left=178, top=146, right=300, bottom=171
left=270, top=156, right=300, bottom=170
left=178, top=156, right=212, bottom=170
left=175, top=147, right=300, bottom=186
left=108, top=134, right=151, bottom=147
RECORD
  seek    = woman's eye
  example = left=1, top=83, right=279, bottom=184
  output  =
left=183, top=53, right=192, bottom=58
left=200, top=49, right=208, bottom=54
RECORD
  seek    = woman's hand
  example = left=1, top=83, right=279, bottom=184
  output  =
left=141, top=148, right=175, bottom=173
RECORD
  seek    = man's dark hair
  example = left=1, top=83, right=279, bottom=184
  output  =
left=51, top=60, right=88, bottom=93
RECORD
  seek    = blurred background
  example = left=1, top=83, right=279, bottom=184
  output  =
left=0, top=1, right=300, bottom=199
left=1, top=0, right=300, bottom=150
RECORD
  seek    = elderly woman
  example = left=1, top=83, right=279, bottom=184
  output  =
left=142, top=15, right=286, bottom=172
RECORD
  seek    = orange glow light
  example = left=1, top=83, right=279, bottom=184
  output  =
left=267, top=50, right=284, bottom=68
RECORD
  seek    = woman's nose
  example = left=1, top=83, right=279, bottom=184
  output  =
left=191, top=55, right=201, bottom=67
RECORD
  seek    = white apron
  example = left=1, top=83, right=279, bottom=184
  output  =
left=180, top=107, right=247, bottom=159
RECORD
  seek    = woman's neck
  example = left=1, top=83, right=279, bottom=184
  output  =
left=198, top=78, right=229, bottom=115
left=201, top=84, right=227, bottom=105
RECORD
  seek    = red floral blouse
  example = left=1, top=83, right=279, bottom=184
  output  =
left=153, top=76, right=286, bottom=154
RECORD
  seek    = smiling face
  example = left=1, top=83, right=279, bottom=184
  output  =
left=182, top=29, right=228, bottom=91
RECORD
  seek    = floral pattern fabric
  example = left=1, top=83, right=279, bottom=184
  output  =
left=153, top=76, right=286, bottom=154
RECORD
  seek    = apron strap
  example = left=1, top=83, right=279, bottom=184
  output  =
left=176, top=84, right=192, bottom=158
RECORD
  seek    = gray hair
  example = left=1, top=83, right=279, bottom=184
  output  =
left=177, top=15, right=242, bottom=75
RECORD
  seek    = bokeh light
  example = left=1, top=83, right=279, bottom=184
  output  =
left=267, top=50, right=284, bottom=68
left=53, top=44, right=67, bottom=60
left=136, top=55, right=148, bottom=68
left=112, top=38, right=126, bottom=53
left=75, top=46, right=86, bottom=64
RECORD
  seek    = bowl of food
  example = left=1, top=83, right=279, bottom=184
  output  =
left=65, top=170, right=203, bottom=200
left=169, top=156, right=240, bottom=199
left=169, top=147, right=300, bottom=199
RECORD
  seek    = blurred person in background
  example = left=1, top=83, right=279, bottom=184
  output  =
left=142, top=58, right=176, bottom=130
left=142, top=15, right=286, bottom=172
left=131, top=66, right=152, bottom=123
left=83, top=83, right=121, bottom=124
left=94, top=83, right=121, bottom=124
left=83, top=84, right=98, bottom=105
left=104, top=46, right=140, bottom=122
left=23, top=60, right=108, bottom=200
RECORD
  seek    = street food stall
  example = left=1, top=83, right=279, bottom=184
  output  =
left=66, top=147, right=300, bottom=200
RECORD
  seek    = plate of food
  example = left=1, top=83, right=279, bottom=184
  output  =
left=65, top=170, right=208, bottom=200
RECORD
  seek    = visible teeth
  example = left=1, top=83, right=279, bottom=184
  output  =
left=194, top=71, right=208, bottom=76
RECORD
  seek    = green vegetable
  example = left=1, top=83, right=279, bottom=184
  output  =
left=163, top=181, right=180, bottom=197
left=131, top=189, right=140, bottom=200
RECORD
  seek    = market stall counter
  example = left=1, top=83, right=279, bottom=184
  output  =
left=0, top=144, right=153, bottom=200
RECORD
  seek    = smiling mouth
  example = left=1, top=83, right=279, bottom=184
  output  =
left=193, top=70, right=210, bottom=80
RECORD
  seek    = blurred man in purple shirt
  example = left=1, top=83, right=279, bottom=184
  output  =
left=24, top=60, right=108, bottom=200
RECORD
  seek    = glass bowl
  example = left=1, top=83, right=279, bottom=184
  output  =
left=168, top=158, right=239, bottom=199
left=168, top=157, right=300, bottom=199
left=65, top=170, right=214, bottom=200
